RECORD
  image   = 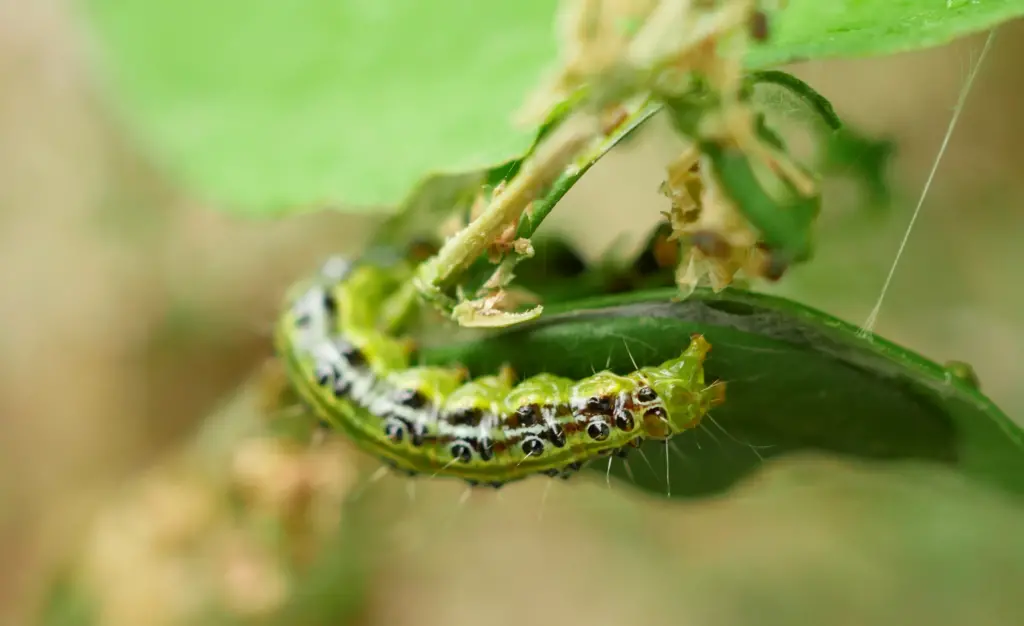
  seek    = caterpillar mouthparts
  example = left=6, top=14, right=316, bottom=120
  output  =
left=274, top=257, right=725, bottom=487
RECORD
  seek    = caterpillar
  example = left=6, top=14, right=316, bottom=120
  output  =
left=274, top=257, right=726, bottom=488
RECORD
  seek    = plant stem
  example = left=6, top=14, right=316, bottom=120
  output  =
left=413, top=112, right=602, bottom=299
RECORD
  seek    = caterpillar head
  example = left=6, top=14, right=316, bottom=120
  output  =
left=632, top=334, right=724, bottom=438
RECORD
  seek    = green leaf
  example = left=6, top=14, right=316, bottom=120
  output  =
left=83, top=0, right=558, bottom=214
left=746, top=70, right=895, bottom=211
left=422, top=288, right=1024, bottom=498
left=749, top=0, right=1024, bottom=68
left=699, top=141, right=821, bottom=264
left=367, top=171, right=487, bottom=251
left=746, top=70, right=841, bottom=131
left=83, top=0, right=1024, bottom=216
left=365, top=98, right=658, bottom=255
left=821, top=125, right=896, bottom=209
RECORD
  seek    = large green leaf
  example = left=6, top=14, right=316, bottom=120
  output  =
left=81, top=0, right=1024, bottom=215
left=83, top=0, right=559, bottom=213
left=422, top=288, right=1024, bottom=498
left=750, top=0, right=1024, bottom=68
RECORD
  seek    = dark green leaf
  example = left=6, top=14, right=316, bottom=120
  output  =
left=699, top=142, right=821, bottom=264
left=421, top=288, right=1024, bottom=498
left=822, top=126, right=897, bottom=209
left=746, top=71, right=895, bottom=211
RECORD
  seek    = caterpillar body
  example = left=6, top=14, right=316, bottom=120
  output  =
left=274, top=257, right=725, bottom=487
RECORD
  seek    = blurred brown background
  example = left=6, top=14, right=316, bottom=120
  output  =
left=1, top=3, right=1021, bottom=625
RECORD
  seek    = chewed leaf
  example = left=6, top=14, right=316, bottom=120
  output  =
left=451, top=299, right=545, bottom=329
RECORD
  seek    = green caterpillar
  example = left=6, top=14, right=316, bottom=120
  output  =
left=274, top=257, right=725, bottom=487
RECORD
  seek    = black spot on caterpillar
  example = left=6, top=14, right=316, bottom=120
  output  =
left=274, top=257, right=725, bottom=487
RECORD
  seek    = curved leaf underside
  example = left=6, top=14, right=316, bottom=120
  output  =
left=421, top=288, right=1024, bottom=498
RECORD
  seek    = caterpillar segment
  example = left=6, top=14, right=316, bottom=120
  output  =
left=274, top=257, right=725, bottom=487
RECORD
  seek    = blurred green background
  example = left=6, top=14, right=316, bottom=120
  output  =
left=1, top=4, right=1022, bottom=625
